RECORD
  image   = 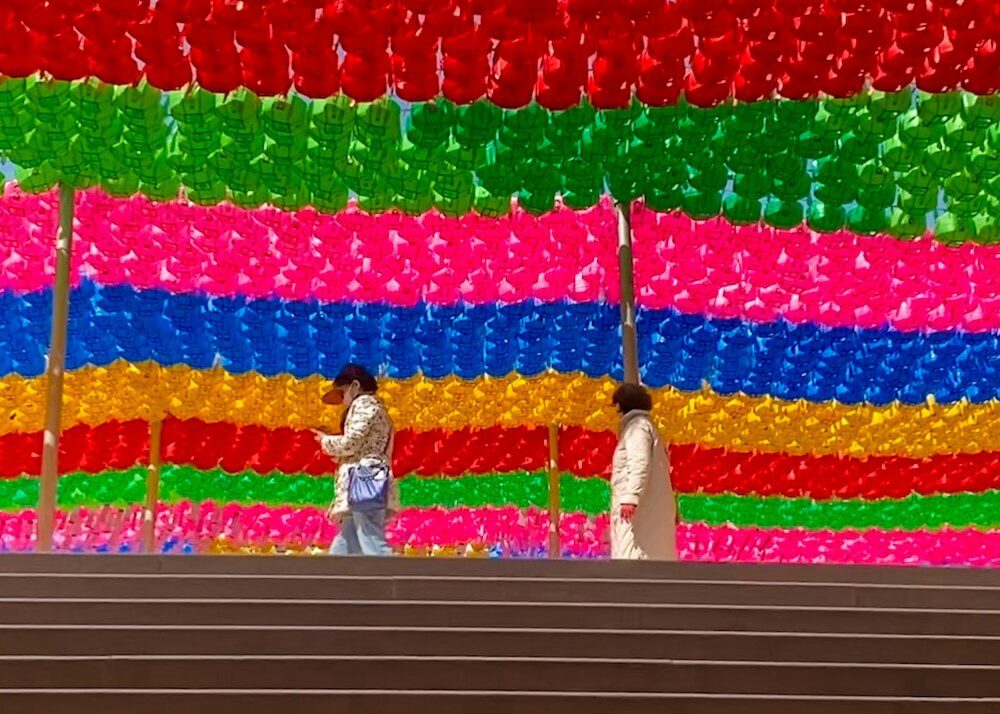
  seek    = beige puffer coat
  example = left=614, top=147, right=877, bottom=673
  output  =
left=610, top=409, right=677, bottom=560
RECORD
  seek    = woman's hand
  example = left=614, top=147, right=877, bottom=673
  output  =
left=311, top=429, right=327, bottom=445
left=619, top=504, right=637, bottom=521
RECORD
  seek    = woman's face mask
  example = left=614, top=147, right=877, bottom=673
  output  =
left=341, top=380, right=362, bottom=407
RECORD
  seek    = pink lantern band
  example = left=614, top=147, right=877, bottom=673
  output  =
left=3, top=186, right=998, bottom=334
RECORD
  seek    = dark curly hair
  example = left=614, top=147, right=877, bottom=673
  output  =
left=612, top=383, right=653, bottom=414
left=334, top=364, right=378, bottom=393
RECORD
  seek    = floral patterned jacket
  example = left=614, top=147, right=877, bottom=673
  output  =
left=320, top=394, right=398, bottom=518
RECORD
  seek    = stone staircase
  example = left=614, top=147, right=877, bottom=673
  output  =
left=1, top=554, right=998, bottom=713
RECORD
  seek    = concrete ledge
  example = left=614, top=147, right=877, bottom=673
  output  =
left=2, top=554, right=998, bottom=587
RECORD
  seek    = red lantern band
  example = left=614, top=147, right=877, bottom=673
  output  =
left=0, top=0, right=994, bottom=104
left=2, top=419, right=999, bottom=500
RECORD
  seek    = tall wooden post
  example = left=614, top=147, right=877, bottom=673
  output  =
left=37, top=185, right=75, bottom=552
left=616, top=199, right=640, bottom=385
left=142, top=419, right=163, bottom=553
left=547, top=424, right=560, bottom=559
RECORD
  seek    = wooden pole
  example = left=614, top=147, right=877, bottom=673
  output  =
left=616, top=199, right=640, bottom=385
left=37, top=185, right=75, bottom=552
left=142, top=419, right=163, bottom=553
left=547, top=424, right=560, bottom=559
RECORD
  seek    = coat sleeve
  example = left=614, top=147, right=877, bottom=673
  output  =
left=618, top=420, right=653, bottom=506
left=320, top=398, right=379, bottom=459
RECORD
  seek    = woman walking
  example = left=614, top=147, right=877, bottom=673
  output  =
left=315, top=364, right=397, bottom=556
left=610, top=383, right=677, bottom=560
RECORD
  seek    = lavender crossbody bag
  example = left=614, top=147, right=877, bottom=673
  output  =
left=347, top=427, right=394, bottom=513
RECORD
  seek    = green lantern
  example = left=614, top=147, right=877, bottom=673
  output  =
left=310, top=96, right=355, bottom=143
left=847, top=205, right=889, bottom=234
left=141, top=174, right=182, bottom=203
left=101, top=172, right=141, bottom=198
left=473, top=185, right=512, bottom=217
left=917, top=91, right=963, bottom=126
left=815, top=158, right=859, bottom=205
left=934, top=212, right=972, bottom=244
left=924, top=146, right=966, bottom=181
left=970, top=212, right=1000, bottom=243
left=764, top=198, right=804, bottom=229
left=887, top=208, right=927, bottom=239
left=456, top=100, right=501, bottom=148
left=689, top=161, right=729, bottom=193
left=408, top=100, right=455, bottom=149
left=882, top=137, right=921, bottom=172
left=682, top=189, right=722, bottom=220
left=942, top=115, right=985, bottom=153
left=806, top=201, right=846, bottom=232
left=434, top=167, right=476, bottom=217
left=15, top=162, right=58, bottom=193
left=561, top=155, right=602, bottom=209
left=900, top=112, right=943, bottom=149
left=723, top=194, right=762, bottom=225
left=856, top=163, right=897, bottom=209
left=353, top=100, right=401, bottom=147
left=632, top=104, right=679, bottom=143
left=946, top=172, right=984, bottom=206
left=733, top=170, right=772, bottom=201
left=725, top=144, right=764, bottom=175
left=869, top=90, right=911, bottom=116
left=644, top=186, right=683, bottom=212
left=962, top=94, right=1000, bottom=129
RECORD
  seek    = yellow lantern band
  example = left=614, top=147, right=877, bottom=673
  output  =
left=1, top=361, right=996, bottom=459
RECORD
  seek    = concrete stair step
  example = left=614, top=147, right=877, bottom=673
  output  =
left=3, top=625, right=998, bottom=664
left=2, top=690, right=998, bottom=714
left=3, top=574, right=997, bottom=609
left=2, top=598, right=998, bottom=635
left=3, top=657, right=1000, bottom=697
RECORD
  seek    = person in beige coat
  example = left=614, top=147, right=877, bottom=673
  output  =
left=610, top=383, right=678, bottom=560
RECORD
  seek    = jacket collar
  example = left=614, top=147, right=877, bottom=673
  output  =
left=618, top=409, right=649, bottom=433
left=346, top=392, right=377, bottom=415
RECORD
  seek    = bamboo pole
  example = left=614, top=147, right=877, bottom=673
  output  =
left=616, top=199, right=640, bottom=385
left=547, top=424, right=560, bottom=559
left=142, top=419, right=163, bottom=553
left=37, top=185, right=75, bottom=552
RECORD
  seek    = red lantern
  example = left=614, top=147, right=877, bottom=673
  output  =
left=392, top=25, right=441, bottom=102
left=489, top=35, right=541, bottom=108
left=873, top=45, right=919, bottom=92
left=241, top=41, right=292, bottom=96
left=442, top=26, right=491, bottom=103
left=291, top=23, right=340, bottom=97
left=42, top=31, right=88, bottom=81
left=188, top=20, right=242, bottom=93
left=536, top=33, right=587, bottom=110
left=0, top=15, right=39, bottom=78
left=963, top=40, right=998, bottom=94
left=734, top=55, right=778, bottom=102
left=157, top=0, right=211, bottom=22
left=341, top=52, right=390, bottom=102
left=133, top=14, right=193, bottom=90
left=589, top=34, right=638, bottom=108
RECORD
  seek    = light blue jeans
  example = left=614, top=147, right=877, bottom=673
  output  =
left=330, top=510, right=393, bottom=556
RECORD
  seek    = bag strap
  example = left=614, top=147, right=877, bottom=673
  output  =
left=384, top=408, right=395, bottom=464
